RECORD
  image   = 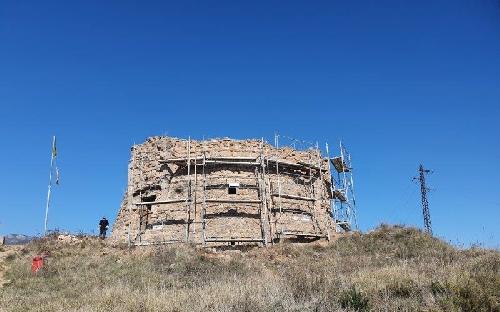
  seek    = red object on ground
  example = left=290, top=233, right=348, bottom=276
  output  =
left=31, top=256, right=44, bottom=273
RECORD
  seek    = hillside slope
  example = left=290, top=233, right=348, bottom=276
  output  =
left=0, top=225, right=498, bottom=312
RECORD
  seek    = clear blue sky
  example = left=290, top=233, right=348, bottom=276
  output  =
left=1, top=1, right=499, bottom=247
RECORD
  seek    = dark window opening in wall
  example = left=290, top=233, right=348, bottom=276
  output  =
left=141, top=195, right=157, bottom=203
left=228, top=182, right=239, bottom=195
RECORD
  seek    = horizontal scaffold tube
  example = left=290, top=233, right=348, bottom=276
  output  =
left=271, top=193, right=316, bottom=201
left=134, top=198, right=261, bottom=205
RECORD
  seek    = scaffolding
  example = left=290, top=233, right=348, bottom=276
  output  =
left=125, top=136, right=335, bottom=246
left=327, top=141, right=358, bottom=232
left=271, top=134, right=328, bottom=242
left=131, top=139, right=194, bottom=246
left=200, top=154, right=266, bottom=245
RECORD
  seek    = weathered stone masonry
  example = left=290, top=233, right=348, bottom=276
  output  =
left=111, top=136, right=336, bottom=246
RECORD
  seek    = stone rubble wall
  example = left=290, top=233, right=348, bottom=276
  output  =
left=111, top=136, right=335, bottom=245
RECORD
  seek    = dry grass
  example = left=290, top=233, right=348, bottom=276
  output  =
left=0, top=225, right=498, bottom=312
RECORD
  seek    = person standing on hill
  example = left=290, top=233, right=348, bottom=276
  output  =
left=99, top=217, right=109, bottom=239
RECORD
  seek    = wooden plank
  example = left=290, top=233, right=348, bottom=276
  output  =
left=161, top=156, right=257, bottom=163
left=204, top=237, right=264, bottom=243
left=271, top=193, right=316, bottom=202
left=205, top=199, right=261, bottom=204
left=134, top=199, right=189, bottom=205
left=161, top=156, right=203, bottom=163
left=267, top=159, right=322, bottom=171
left=204, top=160, right=260, bottom=166
left=208, top=156, right=258, bottom=161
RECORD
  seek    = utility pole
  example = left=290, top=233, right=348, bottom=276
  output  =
left=417, top=164, right=432, bottom=235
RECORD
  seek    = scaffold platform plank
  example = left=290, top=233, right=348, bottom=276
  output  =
left=134, top=199, right=189, bottom=205
left=205, top=199, right=261, bottom=204
left=271, top=193, right=316, bottom=201
left=161, top=156, right=257, bottom=163
left=204, top=237, right=264, bottom=243
left=331, top=157, right=351, bottom=173
left=267, top=159, right=322, bottom=171
left=204, top=160, right=260, bottom=166
left=333, top=190, right=347, bottom=202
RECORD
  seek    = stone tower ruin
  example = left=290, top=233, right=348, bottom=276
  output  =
left=112, top=136, right=354, bottom=246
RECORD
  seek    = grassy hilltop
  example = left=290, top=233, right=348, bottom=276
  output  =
left=0, top=225, right=498, bottom=312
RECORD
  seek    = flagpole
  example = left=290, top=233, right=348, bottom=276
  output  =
left=44, top=136, right=56, bottom=235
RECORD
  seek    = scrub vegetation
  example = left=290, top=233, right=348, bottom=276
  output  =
left=0, top=225, right=498, bottom=312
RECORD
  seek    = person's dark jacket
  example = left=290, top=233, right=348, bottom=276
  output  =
left=99, top=218, right=109, bottom=229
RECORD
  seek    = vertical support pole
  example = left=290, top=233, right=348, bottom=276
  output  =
left=348, top=151, right=358, bottom=230
left=186, top=137, right=191, bottom=242
left=127, top=223, right=131, bottom=248
left=128, top=144, right=136, bottom=245
left=308, top=151, right=313, bottom=198
left=202, top=151, right=207, bottom=246
left=326, top=143, right=338, bottom=233
left=264, top=144, right=274, bottom=245
left=127, top=145, right=134, bottom=246
left=316, top=141, right=322, bottom=191
left=129, top=147, right=134, bottom=210
left=44, top=136, right=56, bottom=235
left=274, top=134, right=283, bottom=235
left=276, top=158, right=282, bottom=214
left=259, top=138, right=268, bottom=246
left=308, top=152, right=316, bottom=231
left=339, top=141, right=348, bottom=226
left=138, top=151, right=144, bottom=243
left=44, top=184, right=52, bottom=235
left=193, top=142, right=198, bottom=235
left=316, top=142, right=322, bottom=231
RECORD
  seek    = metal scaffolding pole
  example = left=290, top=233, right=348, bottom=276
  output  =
left=193, top=142, right=198, bottom=235
left=258, top=139, right=268, bottom=246
left=186, top=137, right=191, bottom=242
left=202, top=151, right=207, bottom=245
left=325, top=143, right=337, bottom=232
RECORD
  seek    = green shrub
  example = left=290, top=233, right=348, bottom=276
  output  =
left=339, top=286, right=370, bottom=311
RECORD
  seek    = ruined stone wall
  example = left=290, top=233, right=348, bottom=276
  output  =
left=111, top=136, right=335, bottom=246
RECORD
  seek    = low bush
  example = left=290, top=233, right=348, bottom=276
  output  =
left=339, top=286, right=370, bottom=311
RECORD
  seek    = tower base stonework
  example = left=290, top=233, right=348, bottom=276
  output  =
left=112, top=136, right=336, bottom=246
